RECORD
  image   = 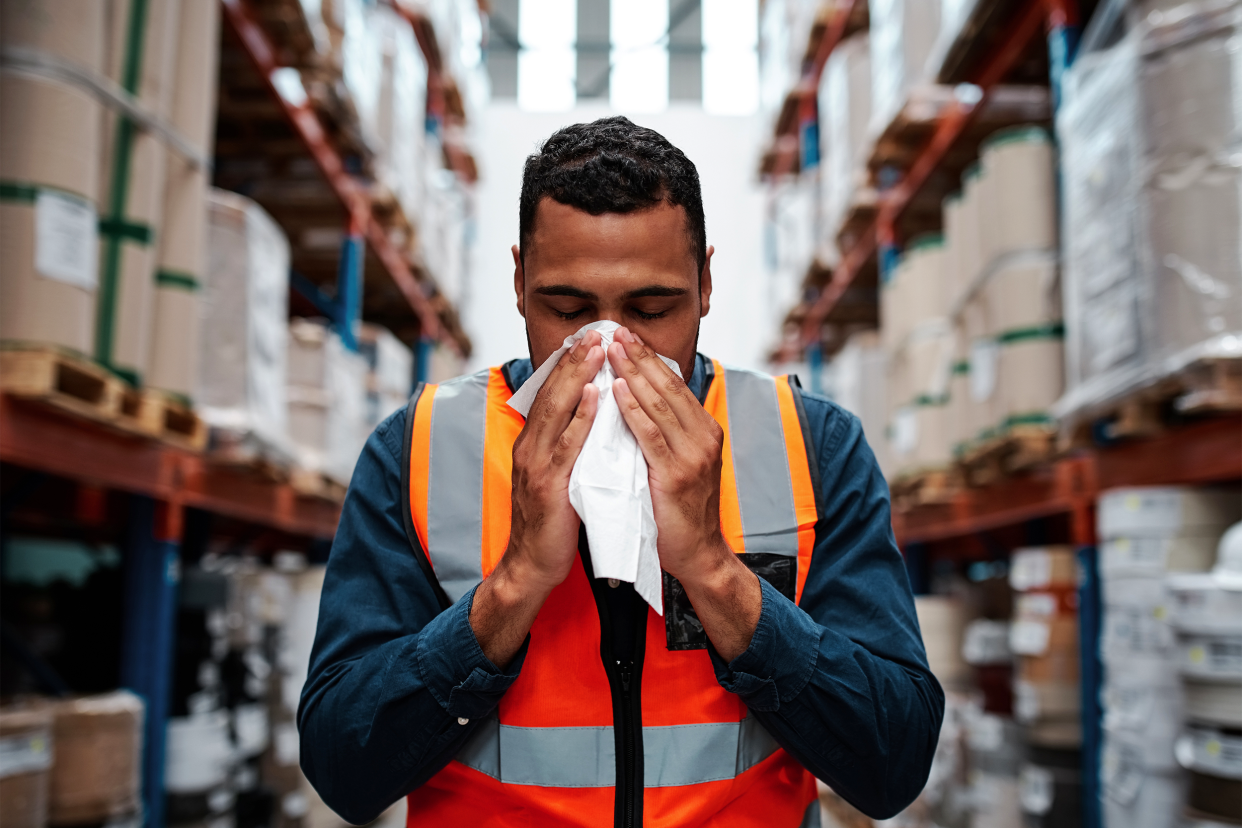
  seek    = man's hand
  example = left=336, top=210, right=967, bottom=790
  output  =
left=607, top=328, right=762, bottom=661
left=471, top=332, right=604, bottom=668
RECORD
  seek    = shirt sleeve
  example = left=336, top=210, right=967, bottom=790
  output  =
left=709, top=397, right=945, bottom=820
left=297, top=409, right=526, bottom=825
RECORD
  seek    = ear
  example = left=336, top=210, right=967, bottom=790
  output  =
left=512, top=244, right=526, bottom=318
left=698, top=245, right=715, bottom=319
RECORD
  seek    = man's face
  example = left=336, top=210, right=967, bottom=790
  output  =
left=513, top=198, right=714, bottom=380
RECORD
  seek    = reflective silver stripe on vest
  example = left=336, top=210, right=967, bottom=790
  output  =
left=426, top=369, right=490, bottom=602
left=455, top=715, right=780, bottom=788
left=723, top=367, right=799, bottom=556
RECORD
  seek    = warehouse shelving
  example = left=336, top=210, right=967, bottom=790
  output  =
left=219, top=0, right=474, bottom=355
left=0, top=3, right=484, bottom=824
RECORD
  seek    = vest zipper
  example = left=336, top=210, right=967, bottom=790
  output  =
left=618, top=662, right=637, bottom=828
left=580, top=534, right=645, bottom=828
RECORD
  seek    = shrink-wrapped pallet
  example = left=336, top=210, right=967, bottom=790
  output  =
left=357, top=322, right=414, bottom=428
left=833, top=331, right=892, bottom=479
left=94, top=0, right=181, bottom=384
left=373, top=6, right=428, bottom=227
left=149, top=0, right=220, bottom=398
left=0, top=705, right=53, bottom=828
left=1057, top=9, right=1242, bottom=425
left=916, top=595, right=971, bottom=690
left=869, top=0, right=942, bottom=139
left=287, top=320, right=369, bottom=486
left=199, top=190, right=291, bottom=458
left=818, top=34, right=871, bottom=248
left=49, top=692, right=144, bottom=825
left=0, top=0, right=104, bottom=354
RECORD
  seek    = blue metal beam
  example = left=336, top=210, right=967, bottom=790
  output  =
left=119, top=496, right=181, bottom=828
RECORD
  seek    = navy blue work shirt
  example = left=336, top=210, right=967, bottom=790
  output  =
left=299, top=354, right=944, bottom=823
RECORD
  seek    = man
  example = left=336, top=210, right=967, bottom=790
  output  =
left=300, top=116, right=943, bottom=827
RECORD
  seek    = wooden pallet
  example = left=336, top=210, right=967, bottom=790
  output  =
left=0, top=347, right=124, bottom=423
left=118, top=388, right=208, bottom=451
left=1062, top=357, right=1242, bottom=449
left=890, top=467, right=962, bottom=509
left=959, top=425, right=1059, bottom=487
left=290, top=466, right=347, bottom=503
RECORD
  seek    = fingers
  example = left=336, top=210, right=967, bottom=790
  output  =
left=549, top=383, right=599, bottom=470
left=613, top=378, right=672, bottom=463
left=530, top=333, right=604, bottom=452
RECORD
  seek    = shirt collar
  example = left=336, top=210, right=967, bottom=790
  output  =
left=503, top=353, right=710, bottom=403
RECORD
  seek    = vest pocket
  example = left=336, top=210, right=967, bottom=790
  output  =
left=662, top=554, right=796, bottom=651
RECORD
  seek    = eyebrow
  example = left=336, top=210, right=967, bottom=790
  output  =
left=533, top=284, right=689, bottom=301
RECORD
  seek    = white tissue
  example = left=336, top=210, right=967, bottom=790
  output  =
left=508, top=321, right=680, bottom=614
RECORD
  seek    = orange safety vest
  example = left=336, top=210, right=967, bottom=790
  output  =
left=401, top=359, right=822, bottom=827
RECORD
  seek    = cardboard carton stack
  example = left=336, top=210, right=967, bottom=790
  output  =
left=199, top=189, right=292, bottom=466
left=1056, top=5, right=1242, bottom=429
left=287, top=319, right=369, bottom=487
left=0, top=0, right=105, bottom=355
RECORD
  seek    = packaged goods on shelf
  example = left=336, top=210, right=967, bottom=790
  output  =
left=965, top=710, right=1023, bottom=828
left=357, top=322, right=414, bottom=427
left=869, top=0, right=943, bottom=140
left=884, top=237, right=954, bottom=479
left=928, top=0, right=979, bottom=80
left=916, top=595, right=971, bottom=690
left=1009, top=546, right=1080, bottom=748
left=833, top=331, right=892, bottom=479
left=421, top=164, right=470, bottom=305
left=198, top=189, right=291, bottom=462
left=93, top=0, right=181, bottom=385
left=149, top=0, right=220, bottom=398
left=47, top=691, right=144, bottom=826
left=0, top=706, right=53, bottom=828
left=0, top=0, right=104, bottom=354
left=818, top=34, right=872, bottom=250
left=1019, top=745, right=1082, bottom=828
left=767, top=178, right=819, bottom=330
left=288, top=319, right=369, bottom=486
left=937, top=127, right=1062, bottom=453
left=372, top=6, right=428, bottom=229
left=1057, top=8, right=1242, bottom=426
left=759, top=0, right=824, bottom=124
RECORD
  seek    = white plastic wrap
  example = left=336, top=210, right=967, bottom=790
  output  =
left=759, top=0, right=823, bottom=125
left=372, top=6, right=428, bottom=226
left=421, top=163, right=470, bottom=305
left=286, top=319, right=369, bottom=486
left=832, top=331, right=892, bottom=479
left=198, top=189, right=290, bottom=455
left=869, top=0, right=942, bottom=138
left=927, top=0, right=979, bottom=80
left=818, top=34, right=871, bottom=247
left=340, top=0, right=382, bottom=148
left=357, top=322, right=413, bottom=427
left=1056, top=9, right=1242, bottom=423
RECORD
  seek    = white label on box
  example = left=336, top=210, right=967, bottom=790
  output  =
left=1014, top=681, right=1040, bottom=722
left=273, top=721, right=299, bottom=766
left=1011, top=620, right=1052, bottom=655
left=892, top=406, right=918, bottom=456
left=1018, top=594, right=1058, bottom=618
left=0, top=732, right=52, bottom=777
left=1011, top=549, right=1052, bottom=591
left=970, top=338, right=999, bottom=401
left=1019, top=764, right=1054, bottom=815
left=35, top=189, right=97, bottom=289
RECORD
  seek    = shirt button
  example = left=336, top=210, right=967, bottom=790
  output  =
left=457, top=717, right=469, bottom=726
left=607, top=578, right=620, bottom=589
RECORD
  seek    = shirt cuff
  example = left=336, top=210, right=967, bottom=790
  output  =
left=414, top=585, right=527, bottom=720
left=709, top=577, right=820, bottom=712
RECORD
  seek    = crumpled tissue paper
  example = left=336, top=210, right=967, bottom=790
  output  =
left=508, top=320, right=680, bottom=614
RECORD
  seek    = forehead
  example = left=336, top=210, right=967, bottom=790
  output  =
left=526, top=198, right=696, bottom=281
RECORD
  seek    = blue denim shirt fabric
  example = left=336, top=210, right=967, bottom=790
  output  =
left=298, top=355, right=944, bottom=823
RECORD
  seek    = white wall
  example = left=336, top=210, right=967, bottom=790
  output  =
left=467, top=102, right=771, bottom=372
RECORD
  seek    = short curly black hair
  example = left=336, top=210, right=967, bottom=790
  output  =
left=519, top=116, right=706, bottom=275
